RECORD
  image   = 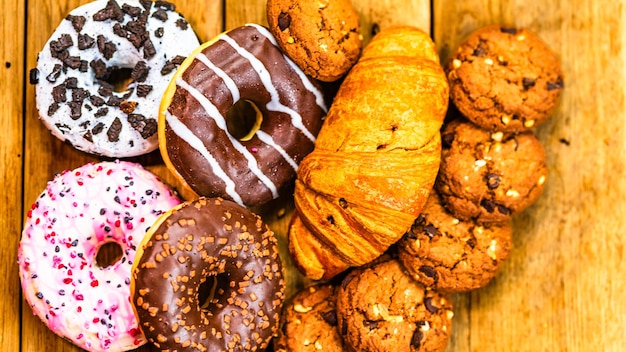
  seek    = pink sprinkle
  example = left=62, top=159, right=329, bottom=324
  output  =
left=115, top=220, right=121, bottom=227
left=107, top=169, right=113, bottom=175
left=27, top=210, right=32, bottom=218
left=35, top=218, right=40, bottom=225
left=73, top=202, right=78, bottom=207
left=77, top=307, right=82, bottom=313
left=90, top=280, right=99, bottom=287
left=67, top=269, right=73, bottom=276
left=126, top=223, right=133, bottom=230
left=76, top=294, right=84, bottom=300
left=251, top=147, right=258, bottom=152
left=93, top=317, right=100, bottom=323
left=63, top=278, right=72, bottom=284
left=78, top=180, right=84, bottom=186
left=129, top=328, right=140, bottom=337
left=140, top=217, right=145, bottom=223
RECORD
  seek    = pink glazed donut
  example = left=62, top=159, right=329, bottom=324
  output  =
left=18, top=161, right=180, bottom=351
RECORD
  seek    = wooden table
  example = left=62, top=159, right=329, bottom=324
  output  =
left=2, top=0, right=624, bottom=351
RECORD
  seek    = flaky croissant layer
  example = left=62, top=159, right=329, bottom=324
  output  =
left=289, top=26, right=450, bottom=280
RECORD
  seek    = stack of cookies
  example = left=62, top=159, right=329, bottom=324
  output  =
left=275, top=24, right=563, bottom=352
left=399, top=24, right=563, bottom=294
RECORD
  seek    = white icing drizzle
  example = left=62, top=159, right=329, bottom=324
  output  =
left=195, top=53, right=241, bottom=102
left=174, top=78, right=279, bottom=199
left=247, top=23, right=328, bottom=113
left=165, top=111, right=244, bottom=206
left=220, top=32, right=318, bottom=143
left=255, top=130, right=299, bottom=171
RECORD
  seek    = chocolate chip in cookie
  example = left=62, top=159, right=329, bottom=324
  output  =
left=398, top=191, right=513, bottom=293
left=336, top=259, right=453, bottom=352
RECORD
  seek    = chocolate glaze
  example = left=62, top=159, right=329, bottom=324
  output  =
left=131, top=197, right=285, bottom=351
left=164, top=24, right=327, bottom=207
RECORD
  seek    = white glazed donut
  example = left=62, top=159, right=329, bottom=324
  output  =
left=32, top=0, right=200, bottom=157
left=18, top=161, right=180, bottom=351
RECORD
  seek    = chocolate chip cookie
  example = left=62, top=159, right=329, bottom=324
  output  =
left=274, top=284, right=344, bottom=352
left=436, top=118, right=548, bottom=223
left=267, top=0, right=362, bottom=82
left=337, top=259, right=453, bottom=352
left=398, top=191, right=513, bottom=293
left=446, top=25, right=564, bottom=132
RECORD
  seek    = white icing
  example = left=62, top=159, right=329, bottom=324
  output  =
left=35, top=0, right=200, bottom=157
left=17, top=161, right=180, bottom=351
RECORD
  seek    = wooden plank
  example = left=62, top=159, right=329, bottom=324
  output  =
left=0, top=0, right=25, bottom=351
left=434, top=0, right=626, bottom=351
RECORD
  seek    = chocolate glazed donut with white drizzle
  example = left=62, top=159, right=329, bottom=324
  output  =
left=159, top=24, right=328, bottom=207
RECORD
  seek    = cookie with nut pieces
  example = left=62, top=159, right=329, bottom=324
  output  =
left=336, top=259, right=453, bottom=352
left=267, top=0, right=362, bottom=82
left=398, top=191, right=513, bottom=293
left=446, top=24, right=564, bottom=132
left=436, top=118, right=548, bottom=223
left=274, top=284, right=344, bottom=352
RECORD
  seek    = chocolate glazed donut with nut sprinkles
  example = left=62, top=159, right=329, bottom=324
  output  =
left=130, top=197, right=286, bottom=351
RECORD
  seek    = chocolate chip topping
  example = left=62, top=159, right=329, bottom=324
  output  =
left=136, top=84, right=153, bottom=97
left=131, top=198, right=285, bottom=352
left=92, top=122, right=106, bottom=134
left=50, top=34, right=73, bottom=53
left=547, top=78, right=564, bottom=91
left=154, top=27, right=164, bottom=38
left=93, top=0, right=125, bottom=22
left=160, top=55, right=185, bottom=75
left=151, top=9, right=168, bottom=21
left=139, top=0, right=152, bottom=10
left=418, top=265, right=437, bottom=279
left=131, top=61, right=150, bottom=82
left=90, top=59, right=108, bottom=79
left=155, top=1, right=176, bottom=11
left=277, top=12, right=291, bottom=31
left=66, top=15, right=86, bottom=32
left=68, top=101, right=83, bottom=120
left=52, top=83, right=67, bottom=103
left=175, top=18, right=188, bottom=30
left=97, top=35, right=117, bottom=60
left=480, top=198, right=496, bottom=213
left=522, top=77, right=536, bottom=90
left=107, top=117, right=122, bottom=141
left=410, top=329, right=424, bottom=349
left=94, top=108, right=108, bottom=118
left=127, top=114, right=157, bottom=139
left=321, top=310, right=338, bottom=326
left=486, top=173, right=501, bottom=189
left=423, top=297, right=439, bottom=314
left=121, top=3, right=142, bottom=17
left=29, top=68, right=39, bottom=84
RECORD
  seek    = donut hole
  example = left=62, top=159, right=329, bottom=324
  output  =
left=105, top=67, right=134, bottom=93
left=95, top=241, right=124, bottom=268
left=198, top=276, right=219, bottom=309
left=226, top=99, right=263, bottom=141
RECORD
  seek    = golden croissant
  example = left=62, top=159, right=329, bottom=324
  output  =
left=288, top=26, right=449, bottom=280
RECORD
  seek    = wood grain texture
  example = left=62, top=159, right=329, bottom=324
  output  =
left=1, top=0, right=25, bottom=351
left=434, top=0, right=626, bottom=351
